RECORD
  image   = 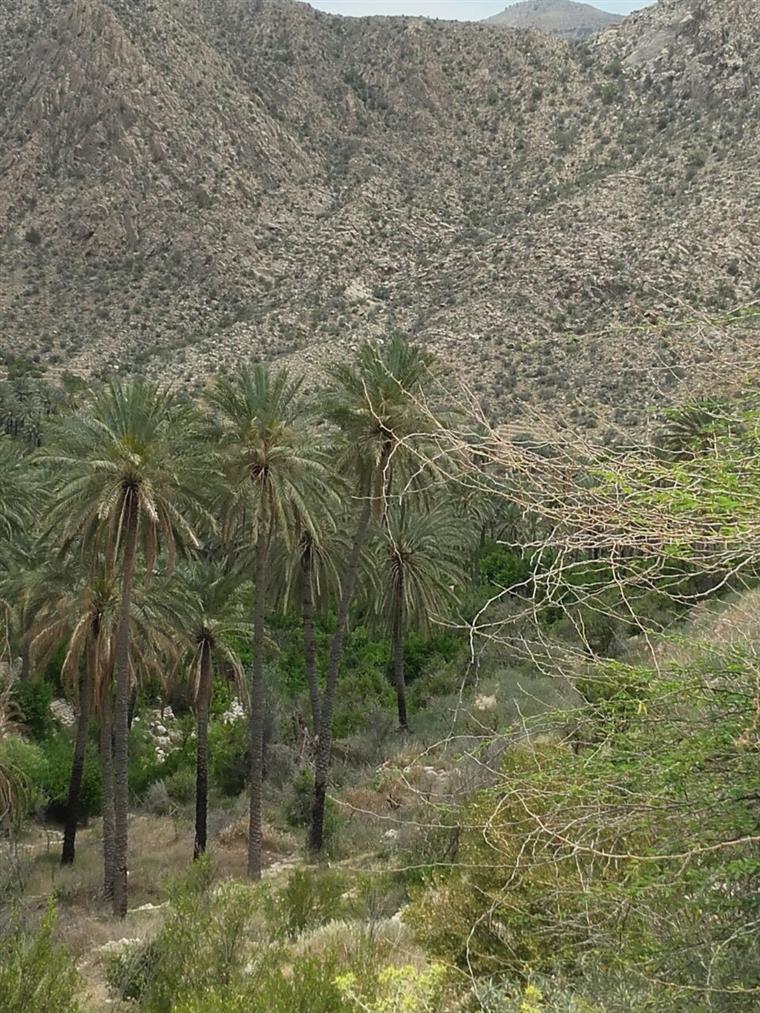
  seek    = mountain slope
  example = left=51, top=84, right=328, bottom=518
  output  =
left=0, top=0, right=758, bottom=434
left=485, top=0, right=622, bottom=41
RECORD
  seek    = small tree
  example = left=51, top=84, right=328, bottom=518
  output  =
left=157, top=562, right=249, bottom=857
left=366, top=500, right=469, bottom=730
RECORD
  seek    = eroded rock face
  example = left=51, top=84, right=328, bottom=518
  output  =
left=595, top=0, right=757, bottom=105
left=0, top=0, right=758, bottom=434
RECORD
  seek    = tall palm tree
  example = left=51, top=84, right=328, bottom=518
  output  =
left=366, top=501, right=470, bottom=730
left=27, top=559, right=159, bottom=879
left=309, top=337, right=438, bottom=851
left=207, top=365, right=332, bottom=879
left=38, top=381, right=210, bottom=916
left=155, top=562, right=249, bottom=858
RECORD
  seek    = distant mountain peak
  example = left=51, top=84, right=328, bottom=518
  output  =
left=484, top=0, right=623, bottom=40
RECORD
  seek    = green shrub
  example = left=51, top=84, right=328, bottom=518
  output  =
left=283, top=769, right=340, bottom=846
left=40, top=731, right=101, bottom=819
left=264, top=867, right=349, bottom=940
left=208, top=717, right=248, bottom=797
left=12, top=679, right=53, bottom=739
left=106, top=939, right=160, bottom=1002
left=128, top=722, right=194, bottom=800
left=170, top=950, right=352, bottom=1013
left=406, top=655, right=760, bottom=1003
left=108, top=859, right=256, bottom=1011
left=164, top=765, right=196, bottom=804
left=0, top=903, right=80, bottom=1012
left=0, top=737, right=47, bottom=817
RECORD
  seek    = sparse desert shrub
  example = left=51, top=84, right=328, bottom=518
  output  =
left=143, top=779, right=173, bottom=816
left=106, top=938, right=161, bottom=1001
left=263, top=867, right=349, bottom=940
left=264, top=741, right=296, bottom=789
left=108, top=859, right=257, bottom=1010
left=170, top=949, right=352, bottom=1013
left=0, top=903, right=80, bottom=1012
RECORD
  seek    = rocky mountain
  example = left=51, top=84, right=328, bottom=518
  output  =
left=0, top=0, right=758, bottom=435
left=484, top=1, right=623, bottom=41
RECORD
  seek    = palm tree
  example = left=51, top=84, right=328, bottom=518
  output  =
left=309, top=337, right=438, bottom=851
left=207, top=365, right=332, bottom=879
left=366, top=501, right=470, bottom=730
left=156, top=562, right=249, bottom=857
left=0, top=438, right=36, bottom=545
left=28, top=563, right=119, bottom=870
left=0, top=668, right=25, bottom=838
left=38, top=381, right=209, bottom=916
left=0, top=443, right=39, bottom=659
left=27, top=559, right=159, bottom=880
left=270, top=512, right=346, bottom=734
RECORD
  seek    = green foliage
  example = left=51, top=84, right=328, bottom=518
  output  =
left=106, top=858, right=441, bottom=1013
left=208, top=716, right=248, bottom=797
left=262, top=867, right=349, bottom=940
left=12, top=679, right=53, bottom=740
left=107, top=859, right=373, bottom=1013
left=406, top=651, right=760, bottom=1005
left=0, top=731, right=100, bottom=819
left=170, top=951, right=352, bottom=1013
left=128, top=721, right=195, bottom=801
left=0, top=904, right=80, bottom=1012
left=479, top=541, right=533, bottom=592
left=164, top=765, right=196, bottom=804
left=39, top=730, right=101, bottom=818
left=108, top=859, right=253, bottom=1010
left=335, top=962, right=448, bottom=1013
left=0, top=737, right=45, bottom=818
left=284, top=768, right=340, bottom=845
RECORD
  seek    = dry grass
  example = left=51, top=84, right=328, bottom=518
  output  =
left=13, top=809, right=306, bottom=1010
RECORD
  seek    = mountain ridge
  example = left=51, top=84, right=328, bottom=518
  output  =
left=485, top=0, right=623, bottom=41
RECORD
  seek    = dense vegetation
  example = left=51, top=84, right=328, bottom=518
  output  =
left=1, top=343, right=758, bottom=1011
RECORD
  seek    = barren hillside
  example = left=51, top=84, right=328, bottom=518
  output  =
left=0, top=0, right=758, bottom=433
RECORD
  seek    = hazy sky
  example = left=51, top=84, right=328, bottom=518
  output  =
left=313, top=1, right=654, bottom=18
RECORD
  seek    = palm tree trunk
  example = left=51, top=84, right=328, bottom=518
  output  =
left=309, top=498, right=375, bottom=851
left=247, top=526, right=267, bottom=880
left=301, top=551, right=320, bottom=734
left=112, top=498, right=138, bottom=917
left=19, top=640, right=31, bottom=682
left=99, top=675, right=116, bottom=900
left=61, top=648, right=94, bottom=865
left=194, top=641, right=213, bottom=859
left=392, top=569, right=409, bottom=731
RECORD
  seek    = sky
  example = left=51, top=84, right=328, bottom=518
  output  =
left=313, top=1, right=654, bottom=18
